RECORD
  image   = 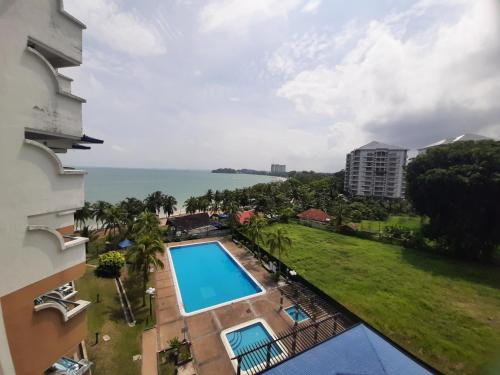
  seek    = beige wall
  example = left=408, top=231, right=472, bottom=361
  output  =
left=1, top=263, right=87, bottom=375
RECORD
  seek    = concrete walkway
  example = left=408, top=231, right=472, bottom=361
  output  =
left=142, top=328, right=158, bottom=375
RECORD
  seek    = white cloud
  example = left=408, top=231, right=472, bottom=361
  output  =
left=199, top=0, right=303, bottom=33
left=276, top=0, right=500, bottom=146
left=111, top=144, right=125, bottom=152
left=301, top=0, right=322, bottom=14
left=267, top=31, right=335, bottom=77
left=64, top=0, right=167, bottom=57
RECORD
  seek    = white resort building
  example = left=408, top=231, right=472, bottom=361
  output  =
left=0, top=1, right=101, bottom=374
left=344, top=141, right=408, bottom=199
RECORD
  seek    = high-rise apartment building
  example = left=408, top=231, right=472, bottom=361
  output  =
left=344, top=141, right=407, bottom=199
left=271, top=164, right=286, bottom=175
left=0, top=2, right=101, bottom=374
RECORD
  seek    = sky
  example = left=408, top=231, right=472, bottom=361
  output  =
left=60, top=0, right=500, bottom=172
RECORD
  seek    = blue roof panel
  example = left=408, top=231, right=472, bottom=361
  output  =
left=264, top=324, right=433, bottom=375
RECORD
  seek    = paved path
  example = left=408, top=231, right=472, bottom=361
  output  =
left=142, top=328, right=158, bottom=375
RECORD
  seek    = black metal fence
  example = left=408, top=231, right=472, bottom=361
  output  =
left=232, top=314, right=346, bottom=375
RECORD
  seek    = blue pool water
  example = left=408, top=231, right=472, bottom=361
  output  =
left=285, top=306, right=309, bottom=322
left=227, top=322, right=283, bottom=371
left=169, top=242, right=263, bottom=314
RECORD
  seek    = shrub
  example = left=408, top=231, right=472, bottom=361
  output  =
left=95, top=251, right=125, bottom=278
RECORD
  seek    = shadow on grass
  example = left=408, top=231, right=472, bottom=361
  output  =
left=401, top=246, right=500, bottom=290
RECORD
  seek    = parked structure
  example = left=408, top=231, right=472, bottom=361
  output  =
left=167, top=213, right=211, bottom=234
left=344, top=141, right=408, bottom=199
left=0, top=2, right=101, bottom=374
left=238, top=209, right=255, bottom=225
left=297, top=208, right=330, bottom=223
left=271, top=164, right=287, bottom=175
left=418, top=133, right=493, bottom=154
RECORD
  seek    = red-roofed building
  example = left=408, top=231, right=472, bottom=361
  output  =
left=297, top=208, right=330, bottom=223
left=238, top=209, right=255, bottom=224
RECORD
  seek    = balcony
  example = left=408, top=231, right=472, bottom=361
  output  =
left=24, top=46, right=84, bottom=137
left=34, top=290, right=90, bottom=322
left=45, top=357, right=92, bottom=375
left=27, top=1, right=85, bottom=68
left=27, top=225, right=88, bottom=251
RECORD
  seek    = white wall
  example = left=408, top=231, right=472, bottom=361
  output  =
left=0, top=0, right=87, bottom=296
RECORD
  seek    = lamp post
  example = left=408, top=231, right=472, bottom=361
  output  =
left=146, top=287, right=156, bottom=319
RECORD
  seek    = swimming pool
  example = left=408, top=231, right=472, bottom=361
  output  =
left=168, top=241, right=265, bottom=315
left=284, top=305, right=310, bottom=323
left=221, top=319, right=287, bottom=373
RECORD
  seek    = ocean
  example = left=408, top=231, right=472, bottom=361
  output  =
left=82, top=167, right=278, bottom=208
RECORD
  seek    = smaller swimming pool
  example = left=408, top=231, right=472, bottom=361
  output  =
left=285, top=305, right=310, bottom=323
left=221, top=319, right=287, bottom=373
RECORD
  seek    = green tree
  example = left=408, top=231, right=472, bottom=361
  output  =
left=406, top=140, right=500, bottom=261
left=120, top=197, right=146, bottom=221
left=74, top=201, right=93, bottom=230
left=144, top=191, right=164, bottom=215
left=133, top=211, right=160, bottom=238
left=184, top=196, right=198, bottom=214
left=332, top=194, right=349, bottom=228
left=103, top=205, right=126, bottom=238
left=92, top=200, right=112, bottom=230
left=127, top=234, right=165, bottom=305
left=162, top=195, right=177, bottom=218
left=245, top=215, right=267, bottom=263
left=95, top=251, right=125, bottom=278
left=266, top=228, right=292, bottom=280
left=227, top=201, right=241, bottom=237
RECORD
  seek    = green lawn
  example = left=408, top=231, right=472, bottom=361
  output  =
left=358, top=215, right=424, bottom=233
left=77, top=265, right=155, bottom=375
left=259, top=223, right=500, bottom=374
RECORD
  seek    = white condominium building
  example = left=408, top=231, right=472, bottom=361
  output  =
left=0, top=2, right=101, bottom=374
left=271, top=164, right=286, bottom=174
left=344, top=141, right=408, bottom=199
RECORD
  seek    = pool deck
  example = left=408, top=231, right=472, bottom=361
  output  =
left=153, top=237, right=295, bottom=375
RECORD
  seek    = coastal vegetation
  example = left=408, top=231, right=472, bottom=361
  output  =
left=257, top=223, right=500, bottom=374
left=406, top=140, right=500, bottom=261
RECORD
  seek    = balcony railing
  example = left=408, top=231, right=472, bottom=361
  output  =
left=231, top=314, right=346, bottom=375
left=34, top=289, right=90, bottom=322
left=45, top=357, right=92, bottom=375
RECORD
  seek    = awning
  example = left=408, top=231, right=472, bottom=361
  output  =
left=118, top=239, right=134, bottom=249
left=80, top=134, right=104, bottom=144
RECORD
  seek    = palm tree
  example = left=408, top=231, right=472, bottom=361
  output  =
left=227, top=201, right=240, bottom=237
left=266, top=228, right=292, bottom=281
left=205, top=189, right=214, bottom=203
left=210, top=199, right=220, bottom=215
left=120, top=197, right=146, bottom=221
left=102, top=205, right=126, bottom=238
left=333, top=194, right=349, bottom=228
left=133, top=211, right=160, bottom=238
left=80, top=225, right=98, bottom=254
left=162, top=195, right=177, bottom=218
left=144, top=191, right=164, bottom=216
left=197, top=197, right=210, bottom=213
left=184, top=197, right=198, bottom=214
left=246, top=215, right=267, bottom=263
left=74, top=201, right=93, bottom=230
left=92, top=200, right=112, bottom=230
left=127, top=234, right=165, bottom=306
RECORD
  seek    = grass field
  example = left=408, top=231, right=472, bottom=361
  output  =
left=259, top=223, right=500, bottom=374
left=78, top=265, right=155, bottom=375
left=358, top=215, right=424, bottom=233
